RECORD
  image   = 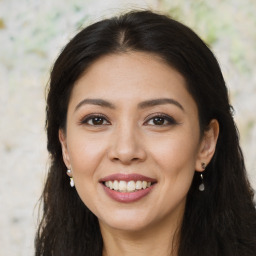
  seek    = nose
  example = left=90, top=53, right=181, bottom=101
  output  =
left=108, top=123, right=147, bottom=165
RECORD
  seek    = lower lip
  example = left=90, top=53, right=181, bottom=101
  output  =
left=101, top=184, right=155, bottom=203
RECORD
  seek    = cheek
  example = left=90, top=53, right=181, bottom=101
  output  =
left=66, top=135, right=107, bottom=211
left=156, top=145, right=196, bottom=186
left=67, top=133, right=107, bottom=176
left=151, top=130, right=199, bottom=168
left=148, top=129, right=199, bottom=191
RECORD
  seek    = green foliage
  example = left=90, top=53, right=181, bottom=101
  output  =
left=161, top=0, right=255, bottom=74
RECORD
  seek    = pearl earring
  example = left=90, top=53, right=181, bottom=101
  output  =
left=199, top=162, right=206, bottom=191
left=70, top=177, right=75, bottom=187
left=199, top=174, right=205, bottom=191
left=67, top=169, right=74, bottom=187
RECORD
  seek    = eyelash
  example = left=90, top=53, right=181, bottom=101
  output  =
left=79, top=113, right=178, bottom=126
left=79, top=114, right=110, bottom=126
left=144, top=113, right=178, bottom=126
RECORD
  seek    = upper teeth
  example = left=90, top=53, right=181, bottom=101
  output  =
left=104, top=180, right=152, bottom=192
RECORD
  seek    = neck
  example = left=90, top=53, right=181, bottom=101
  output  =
left=100, top=212, right=182, bottom=256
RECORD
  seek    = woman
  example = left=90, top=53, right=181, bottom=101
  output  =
left=35, top=10, right=256, bottom=256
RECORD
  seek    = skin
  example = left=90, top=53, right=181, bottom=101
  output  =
left=59, top=52, right=219, bottom=256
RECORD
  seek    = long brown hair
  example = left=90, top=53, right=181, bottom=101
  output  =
left=35, top=10, right=256, bottom=256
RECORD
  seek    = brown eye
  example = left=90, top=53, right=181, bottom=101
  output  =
left=81, top=115, right=110, bottom=126
left=90, top=117, right=105, bottom=125
left=145, top=114, right=178, bottom=126
left=152, top=117, right=166, bottom=125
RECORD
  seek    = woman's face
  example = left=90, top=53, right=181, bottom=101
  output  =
left=60, top=52, right=215, bottom=232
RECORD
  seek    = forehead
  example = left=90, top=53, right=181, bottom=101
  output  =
left=69, top=52, right=197, bottom=113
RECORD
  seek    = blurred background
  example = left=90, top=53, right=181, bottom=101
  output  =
left=0, top=0, right=255, bottom=255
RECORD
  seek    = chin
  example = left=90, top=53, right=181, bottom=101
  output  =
left=98, top=209, right=155, bottom=232
left=103, top=220, right=151, bottom=233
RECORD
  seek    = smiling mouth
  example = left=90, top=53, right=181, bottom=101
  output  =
left=100, top=174, right=157, bottom=202
left=103, top=180, right=155, bottom=193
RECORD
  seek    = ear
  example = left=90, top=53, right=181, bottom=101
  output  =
left=195, top=119, right=219, bottom=172
left=59, top=129, right=71, bottom=171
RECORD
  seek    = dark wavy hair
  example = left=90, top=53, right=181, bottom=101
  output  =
left=35, top=10, right=256, bottom=256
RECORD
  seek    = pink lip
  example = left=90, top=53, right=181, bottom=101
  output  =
left=99, top=173, right=157, bottom=182
left=101, top=183, right=156, bottom=203
left=99, top=173, right=157, bottom=203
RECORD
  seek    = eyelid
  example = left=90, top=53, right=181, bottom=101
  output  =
left=78, top=112, right=179, bottom=126
left=143, top=112, right=178, bottom=126
left=79, top=113, right=111, bottom=125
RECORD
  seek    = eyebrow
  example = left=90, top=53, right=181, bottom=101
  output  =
left=138, top=98, right=184, bottom=111
left=74, top=97, right=184, bottom=112
left=75, top=99, right=115, bottom=112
